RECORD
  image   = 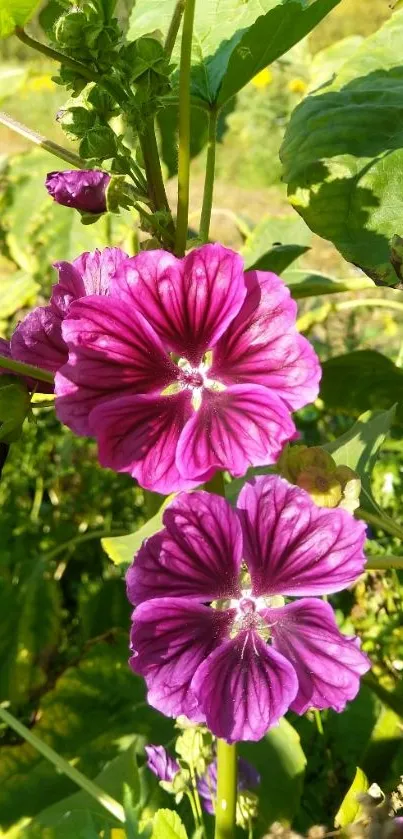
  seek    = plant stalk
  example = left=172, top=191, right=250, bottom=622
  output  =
left=0, top=354, right=54, bottom=385
left=175, top=0, right=196, bottom=256
left=199, top=107, right=218, bottom=243
left=15, top=27, right=95, bottom=81
left=214, top=739, right=237, bottom=839
left=0, top=112, right=86, bottom=169
left=356, top=507, right=403, bottom=542
left=365, top=555, right=403, bottom=570
left=0, top=705, right=125, bottom=823
left=164, top=0, right=185, bottom=58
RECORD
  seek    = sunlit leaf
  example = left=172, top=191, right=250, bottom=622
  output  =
left=0, top=0, right=41, bottom=38
left=151, top=809, right=188, bottom=839
left=102, top=498, right=172, bottom=568
left=334, top=767, right=368, bottom=828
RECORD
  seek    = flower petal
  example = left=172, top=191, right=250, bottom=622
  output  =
left=55, top=296, right=176, bottom=435
left=90, top=391, right=206, bottom=493
left=11, top=306, right=66, bottom=373
left=111, top=244, right=246, bottom=364
left=191, top=630, right=298, bottom=742
left=268, top=599, right=370, bottom=713
left=130, top=597, right=232, bottom=720
left=127, top=490, right=241, bottom=605
left=176, top=384, right=296, bottom=480
left=145, top=745, right=179, bottom=782
left=52, top=247, right=128, bottom=312
left=238, top=474, right=366, bottom=596
left=210, top=271, right=321, bottom=410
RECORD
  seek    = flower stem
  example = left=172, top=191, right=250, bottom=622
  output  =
left=199, top=107, right=218, bottom=243
left=164, top=0, right=185, bottom=58
left=15, top=27, right=95, bottom=81
left=175, top=0, right=196, bottom=256
left=365, top=555, right=403, bottom=570
left=214, top=739, right=237, bottom=839
left=0, top=112, right=86, bottom=169
left=140, top=118, right=172, bottom=221
left=203, top=470, right=226, bottom=495
left=356, top=507, right=403, bottom=542
left=0, top=705, right=125, bottom=823
left=0, top=354, right=54, bottom=385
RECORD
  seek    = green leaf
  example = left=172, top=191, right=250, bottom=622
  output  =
left=283, top=268, right=375, bottom=298
left=0, top=272, right=39, bottom=318
left=281, top=10, right=403, bottom=286
left=102, top=497, right=171, bottom=568
left=0, top=634, right=174, bottom=830
left=241, top=213, right=312, bottom=270
left=334, top=768, right=369, bottom=828
left=320, top=351, right=403, bottom=426
left=0, top=376, right=30, bottom=443
left=247, top=244, right=309, bottom=274
left=323, top=407, right=396, bottom=515
left=0, top=559, right=61, bottom=706
left=128, top=0, right=340, bottom=106
left=151, top=809, right=188, bottom=839
left=216, top=0, right=342, bottom=107
left=0, top=0, right=41, bottom=38
left=239, top=718, right=306, bottom=830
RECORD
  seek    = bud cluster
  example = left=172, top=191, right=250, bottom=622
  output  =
left=277, top=444, right=361, bottom=513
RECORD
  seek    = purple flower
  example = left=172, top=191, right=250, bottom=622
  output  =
left=11, top=248, right=128, bottom=378
left=45, top=170, right=110, bottom=214
left=198, top=758, right=260, bottom=814
left=127, top=475, right=370, bottom=743
left=145, top=745, right=179, bottom=782
left=54, top=244, right=321, bottom=493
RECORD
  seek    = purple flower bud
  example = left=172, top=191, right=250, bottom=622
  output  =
left=45, top=170, right=110, bottom=214
left=145, top=745, right=179, bottom=783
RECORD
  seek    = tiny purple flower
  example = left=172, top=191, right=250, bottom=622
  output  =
left=45, top=170, right=110, bottom=214
left=145, top=745, right=179, bottom=782
left=11, top=248, right=128, bottom=380
left=54, top=244, right=321, bottom=493
left=127, top=475, right=370, bottom=743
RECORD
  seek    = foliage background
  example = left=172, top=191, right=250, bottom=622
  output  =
left=0, top=0, right=402, bottom=837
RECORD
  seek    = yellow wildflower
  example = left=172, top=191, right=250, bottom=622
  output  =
left=251, top=67, right=273, bottom=89
left=26, top=74, right=56, bottom=93
left=288, top=77, right=308, bottom=95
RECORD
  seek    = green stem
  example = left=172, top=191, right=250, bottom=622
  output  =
left=214, top=739, right=237, bottom=839
left=0, top=354, right=54, bottom=385
left=138, top=119, right=174, bottom=239
left=175, top=0, right=196, bottom=256
left=0, top=705, right=125, bottom=823
left=144, top=490, right=164, bottom=518
left=43, top=528, right=128, bottom=563
left=0, top=112, right=86, bottom=169
left=15, top=27, right=95, bottom=81
left=314, top=709, right=324, bottom=736
left=203, top=470, right=226, bottom=495
left=357, top=508, right=403, bottom=542
left=335, top=298, right=403, bottom=314
left=365, top=555, right=403, bottom=570
left=164, top=0, right=185, bottom=58
left=199, top=107, right=218, bottom=243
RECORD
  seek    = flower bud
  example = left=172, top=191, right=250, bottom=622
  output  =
left=277, top=444, right=361, bottom=513
left=45, top=170, right=110, bottom=214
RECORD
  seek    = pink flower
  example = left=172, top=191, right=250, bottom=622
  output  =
left=11, top=248, right=128, bottom=377
left=127, top=475, right=370, bottom=743
left=45, top=170, right=110, bottom=214
left=55, top=245, right=321, bottom=492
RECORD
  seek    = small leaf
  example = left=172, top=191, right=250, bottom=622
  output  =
left=324, top=407, right=396, bottom=515
left=242, top=213, right=312, bottom=271
left=102, top=497, right=172, bottom=568
left=334, top=768, right=369, bottom=828
left=246, top=245, right=309, bottom=274
left=320, top=351, right=403, bottom=426
left=0, top=0, right=41, bottom=38
left=151, top=809, right=188, bottom=839
left=283, top=268, right=375, bottom=299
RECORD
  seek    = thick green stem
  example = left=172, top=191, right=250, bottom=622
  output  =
left=214, top=739, right=237, bottom=839
left=144, top=490, right=164, bottom=518
left=0, top=112, right=86, bottom=168
left=357, top=508, right=403, bottom=542
left=203, top=470, right=226, bottom=495
left=175, top=0, right=196, bottom=256
left=164, top=0, right=185, bottom=58
left=0, top=705, right=125, bottom=823
left=15, top=27, right=95, bottom=81
left=199, top=107, right=218, bottom=243
left=365, top=555, right=403, bottom=570
left=0, top=354, right=54, bottom=385
left=140, top=119, right=171, bottom=214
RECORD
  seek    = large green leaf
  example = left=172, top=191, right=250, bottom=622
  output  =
left=0, top=559, right=61, bottom=706
left=320, top=351, right=403, bottom=426
left=239, top=718, right=306, bottom=830
left=241, top=213, right=312, bottom=270
left=102, top=497, right=171, bottom=568
left=281, top=10, right=403, bottom=286
left=0, top=0, right=41, bottom=38
left=0, top=634, right=174, bottom=830
left=128, top=0, right=340, bottom=106
left=151, top=810, right=188, bottom=839
left=324, top=407, right=396, bottom=515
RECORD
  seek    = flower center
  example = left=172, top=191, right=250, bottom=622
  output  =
left=162, top=353, right=226, bottom=409
left=215, top=588, right=285, bottom=641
